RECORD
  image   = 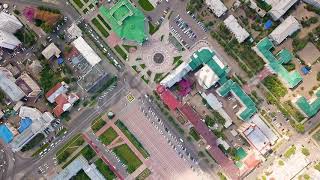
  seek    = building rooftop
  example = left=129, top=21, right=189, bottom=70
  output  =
left=72, top=37, right=102, bottom=66
left=99, top=0, right=148, bottom=44
left=217, top=79, right=257, bottom=121
left=269, top=16, right=301, bottom=45
left=0, top=124, right=14, bottom=144
left=0, top=67, right=25, bottom=102
left=67, top=23, right=82, bottom=39
left=294, top=89, right=320, bottom=117
left=16, top=72, right=41, bottom=98
left=205, top=0, right=227, bottom=17
left=45, top=82, right=69, bottom=104
left=254, top=38, right=302, bottom=88
left=195, top=64, right=220, bottom=89
left=188, top=47, right=229, bottom=85
left=156, top=85, right=181, bottom=110
left=224, top=15, right=250, bottom=43
left=179, top=104, right=239, bottom=180
left=268, top=0, right=298, bottom=20
left=161, top=47, right=229, bottom=88
left=41, top=43, right=61, bottom=60
left=249, top=114, right=278, bottom=144
left=0, top=12, right=23, bottom=33
left=11, top=106, right=55, bottom=152
left=0, top=30, right=21, bottom=50
left=160, top=61, right=192, bottom=88
left=54, top=155, right=105, bottom=180
left=53, top=93, right=79, bottom=117
left=242, top=125, right=271, bottom=154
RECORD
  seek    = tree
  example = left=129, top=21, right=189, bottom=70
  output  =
left=14, top=9, right=20, bottom=15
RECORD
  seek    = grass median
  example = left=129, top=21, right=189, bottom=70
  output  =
left=56, top=134, right=85, bottom=164
left=91, top=117, right=106, bottom=133
left=91, top=18, right=109, bottom=38
left=99, top=127, right=118, bottom=145
left=115, top=120, right=150, bottom=158
left=95, top=159, right=117, bottom=179
left=113, top=144, right=142, bottom=173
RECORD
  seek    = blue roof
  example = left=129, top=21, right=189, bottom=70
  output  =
left=57, top=57, right=64, bottom=65
left=301, top=67, right=309, bottom=75
left=264, top=20, right=273, bottom=29
left=0, top=124, right=14, bottom=144
left=18, top=117, right=32, bottom=133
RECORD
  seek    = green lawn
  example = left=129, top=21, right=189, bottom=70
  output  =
left=113, top=144, right=143, bottom=173
left=56, top=134, right=85, bottom=164
left=95, top=159, right=117, bottom=179
left=189, top=127, right=200, bottom=141
left=136, top=168, right=151, bottom=180
left=282, top=101, right=305, bottom=122
left=262, top=75, right=288, bottom=98
left=99, top=127, right=118, bottom=145
left=91, top=117, right=106, bottom=133
left=91, top=18, right=109, bottom=37
left=115, top=120, right=150, bottom=158
left=301, top=147, right=310, bottom=156
left=71, top=169, right=90, bottom=180
left=97, top=14, right=111, bottom=30
left=123, top=44, right=137, bottom=52
left=114, top=45, right=128, bottom=59
left=81, top=145, right=96, bottom=161
left=148, top=21, right=159, bottom=35
left=315, top=162, right=320, bottom=171
left=138, top=0, right=155, bottom=11
left=141, top=75, right=149, bottom=84
left=73, top=0, right=84, bottom=9
left=284, top=145, right=296, bottom=159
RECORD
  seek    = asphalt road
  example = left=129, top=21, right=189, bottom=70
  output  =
left=11, top=84, right=127, bottom=180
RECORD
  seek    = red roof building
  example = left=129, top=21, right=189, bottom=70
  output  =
left=179, top=104, right=240, bottom=180
left=156, top=85, right=181, bottom=110
left=46, top=82, right=79, bottom=117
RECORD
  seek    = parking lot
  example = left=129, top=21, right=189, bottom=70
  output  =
left=116, top=94, right=211, bottom=179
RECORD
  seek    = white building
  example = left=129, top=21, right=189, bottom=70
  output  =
left=41, top=43, right=61, bottom=60
left=0, top=67, right=25, bottom=102
left=205, top=0, right=227, bottom=17
left=72, top=37, right=102, bottom=67
left=10, top=106, right=55, bottom=152
left=269, top=16, right=301, bottom=45
left=160, top=61, right=192, bottom=88
left=195, top=65, right=219, bottom=89
left=67, top=23, right=82, bottom=39
left=224, top=15, right=250, bottom=43
left=304, top=0, right=320, bottom=8
left=268, top=0, right=298, bottom=21
left=0, top=30, right=21, bottom=50
left=45, top=82, right=69, bottom=103
left=0, top=12, right=23, bottom=33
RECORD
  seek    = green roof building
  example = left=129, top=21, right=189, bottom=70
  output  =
left=294, top=89, right=320, bottom=118
left=217, top=79, right=257, bottom=121
left=99, top=0, right=148, bottom=44
left=188, top=47, right=229, bottom=86
left=254, top=38, right=302, bottom=88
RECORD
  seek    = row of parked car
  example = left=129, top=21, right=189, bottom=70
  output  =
left=174, top=14, right=197, bottom=40
left=187, top=11, right=208, bottom=32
